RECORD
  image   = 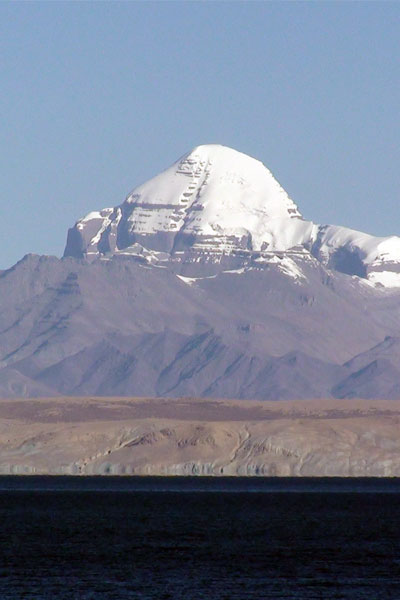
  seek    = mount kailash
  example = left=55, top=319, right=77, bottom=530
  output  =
left=2, top=144, right=400, bottom=400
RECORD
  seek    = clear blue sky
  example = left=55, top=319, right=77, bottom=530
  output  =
left=1, top=1, right=399, bottom=269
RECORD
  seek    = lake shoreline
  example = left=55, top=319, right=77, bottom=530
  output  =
left=0, top=396, right=400, bottom=476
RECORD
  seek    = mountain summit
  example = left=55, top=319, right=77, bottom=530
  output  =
left=65, top=144, right=400, bottom=286
left=2, top=145, right=400, bottom=400
left=64, top=144, right=301, bottom=263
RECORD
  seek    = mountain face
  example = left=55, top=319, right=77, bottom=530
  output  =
left=2, top=144, right=400, bottom=400
left=65, top=145, right=400, bottom=286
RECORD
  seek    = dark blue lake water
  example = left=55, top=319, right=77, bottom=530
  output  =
left=0, top=477, right=399, bottom=599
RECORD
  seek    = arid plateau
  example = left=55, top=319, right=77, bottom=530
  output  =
left=1, top=396, right=400, bottom=477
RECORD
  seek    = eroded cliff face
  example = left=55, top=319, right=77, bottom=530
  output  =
left=1, top=396, right=399, bottom=477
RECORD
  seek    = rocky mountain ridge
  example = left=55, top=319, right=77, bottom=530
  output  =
left=65, top=145, right=400, bottom=286
left=2, top=145, right=400, bottom=400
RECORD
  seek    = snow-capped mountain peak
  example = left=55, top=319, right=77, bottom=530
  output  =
left=65, top=144, right=302, bottom=261
left=125, top=144, right=302, bottom=228
left=64, top=144, right=400, bottom=287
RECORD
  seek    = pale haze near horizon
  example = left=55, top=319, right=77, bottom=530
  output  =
left=0, top=2, right=399, bottom=269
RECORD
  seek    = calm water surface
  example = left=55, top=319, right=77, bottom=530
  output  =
left=0, top=477, right=399, bottom=599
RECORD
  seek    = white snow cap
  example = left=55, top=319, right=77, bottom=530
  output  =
left=123, top=144, right=302, bottom=245
left=65, top=143, right=400, bottom=288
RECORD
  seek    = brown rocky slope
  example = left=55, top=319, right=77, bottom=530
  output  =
left=1, top=396, right=400, bottom=476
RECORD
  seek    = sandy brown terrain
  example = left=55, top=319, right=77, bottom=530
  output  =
left=0, top=396, right=400, bottom=476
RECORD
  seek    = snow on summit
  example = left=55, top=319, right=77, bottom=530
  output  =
left=124, top=144, right=302, bottom=238
left=64, top=144, right=400, bottom=288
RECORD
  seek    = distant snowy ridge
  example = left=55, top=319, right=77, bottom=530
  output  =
left=64, top=144, right=400, bottom=287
